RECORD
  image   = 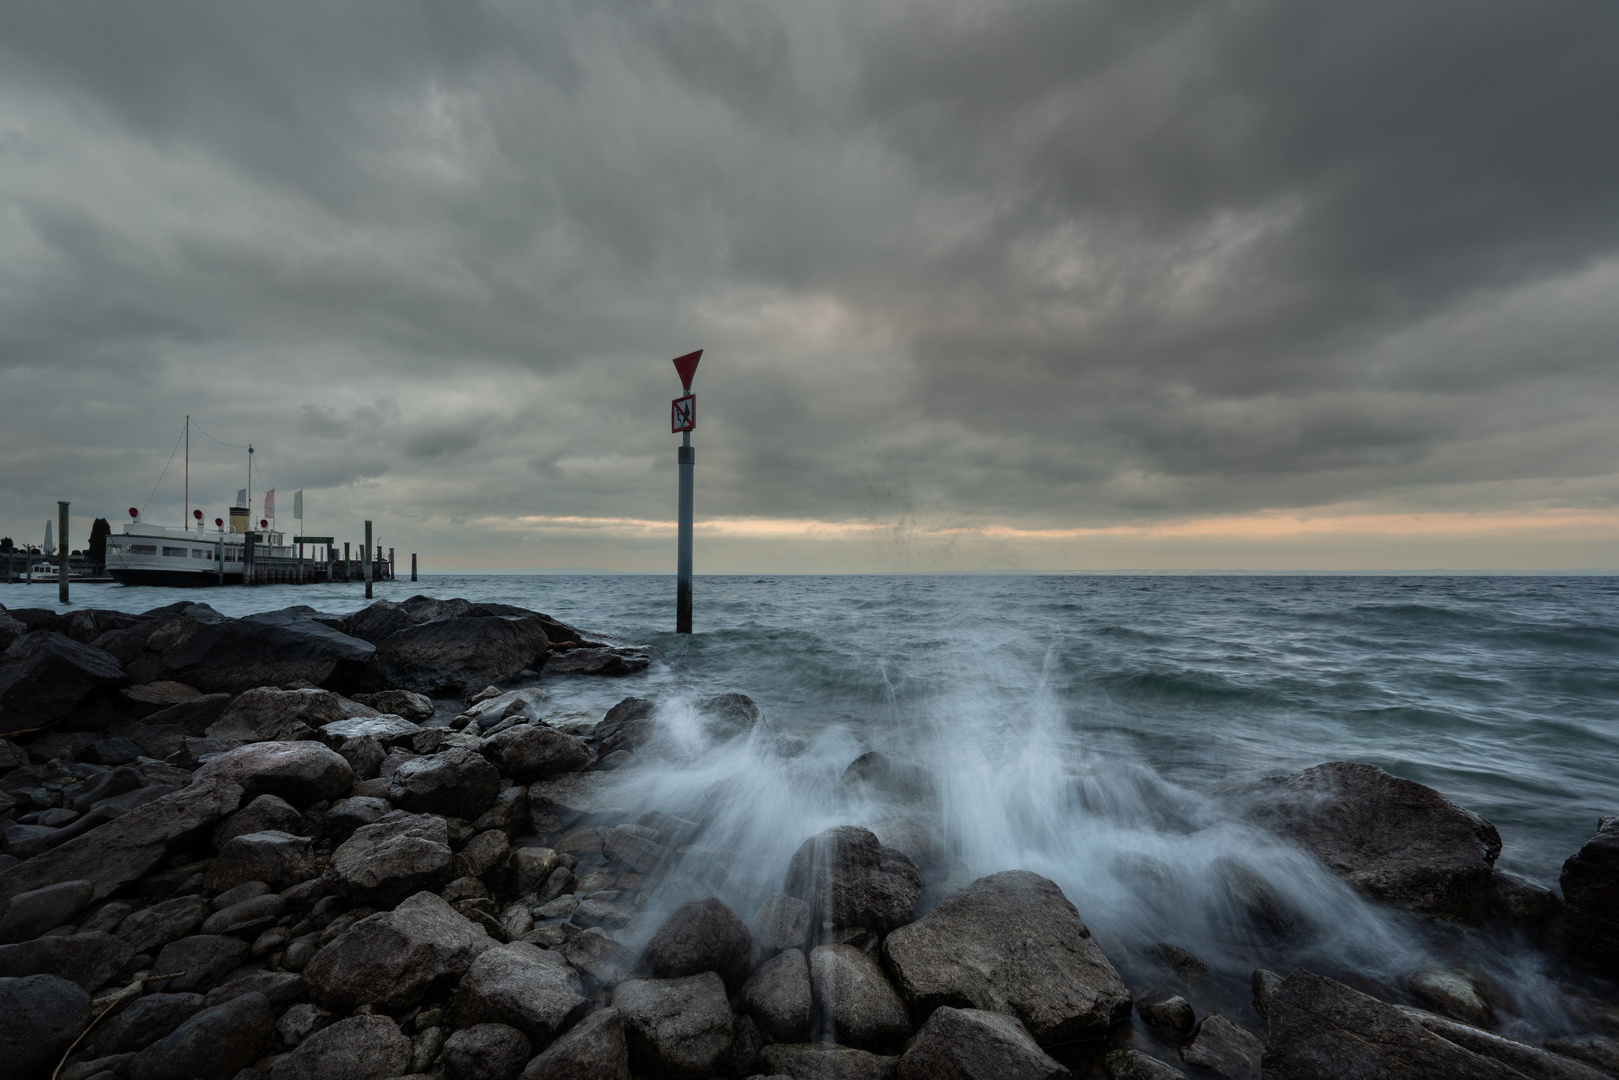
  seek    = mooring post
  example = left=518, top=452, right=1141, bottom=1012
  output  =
left=57, top=502, right=70, bottom=604
left=216, top=536, right=224, bottom=585
left=244, top=532, right=256, bottom=586
left=669, top=349, right=701, bottom=633
left=411, top=552, right=418, bottom=582
left=389, top=547, right=395, bottom=581
left=364, top=521, right=373, bottom=599
left=343, top=542, right=350, bottom=582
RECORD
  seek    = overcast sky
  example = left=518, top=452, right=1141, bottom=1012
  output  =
left=2, top=1, right=1616, bottom=572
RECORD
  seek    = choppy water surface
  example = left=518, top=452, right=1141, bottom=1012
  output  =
left=38, top=573, right=1619, bottom=1039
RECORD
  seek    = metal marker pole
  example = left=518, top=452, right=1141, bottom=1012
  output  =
left=677, top=432, right=694, bottom=633
left=364, top=521, right=373, bottom=600
left=411, top=553, right=418, bottom=582
left=57, top=502, right=70, bottom=604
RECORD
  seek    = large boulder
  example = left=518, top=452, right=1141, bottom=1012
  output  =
left=783, top=825, right=922, bottom=936
left=896, top=1007, right=1070, bottom=1080
left=268, top=1014, right=412, bottom=1080
left=0, top=631, right=127, bottom=736
left=1263, top=969, right=1526, bottom=1079
left=127, top=990, right=274, bottom=1080
left=810, top=943, right=910, bottom=1049
left=389, top=747, right=502, bottom=819
left=882, top=871, right=1131, bottom=1045
left=206, top=687, right=377, bottom=743
left=453, top=941, right=587, bottom=1044
left=210, top=830, right=317, bottom=890
left=213, top=793, right=304, bottom=849
left=328, top=814, right=455, bottom=906
left=1559, top=815, right=1619, bottom=978
left=373, top=616, right=551, bottom=697
left=319, top=715, right=422, bottom=749
left=0, top=930, right=134, bottom=991
left=136, top=608, right=379, bottom=695
left=194, top=742, right=353, bottom=807
left=442, top=1023, right=530, bottom=1080
left=612, top=972, right=735, bottom=1080
left=741, top=947, right=812, bottom=1043
left=1242, top=762, right=1503, bottom=922
left=760, top=1043, right=899, bottom=1080
left=518, top=1006, right=630, bottom=1080
left=1400, top=1007, right=1610, bottom=1080
left=0, top=974, right=89, bottom=1080
left=644, top=896, right=755, bottom=990
left=304, top=891, right=494, bottom=1011
left=0, top=776, right=243, bottom=903
left=479, top=724, right=595, bottom=780
left=595, top=697, right=656, bottom=757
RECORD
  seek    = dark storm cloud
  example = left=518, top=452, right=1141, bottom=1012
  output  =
left=1, top=0, right=1616, bottom=563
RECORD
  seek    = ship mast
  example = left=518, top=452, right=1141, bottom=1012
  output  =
left=184, top=416, right=189, bottom=531
left=248, top=444, right=254, bottom=529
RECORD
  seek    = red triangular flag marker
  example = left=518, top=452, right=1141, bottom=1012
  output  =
left=673, top=349, right=702, bottom=392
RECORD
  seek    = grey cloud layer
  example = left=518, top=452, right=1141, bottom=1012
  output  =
left=1, top=0, right=1615, bottom=555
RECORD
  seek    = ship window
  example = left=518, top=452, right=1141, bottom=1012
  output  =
left=163, top=547, right=187, bottom=557
left=194, top=549, right=211, bottom=558
left=127, top=544, right=157, bottom=555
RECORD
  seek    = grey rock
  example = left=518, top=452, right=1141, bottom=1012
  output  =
left=0, top=879, right=95, bottom=943
left=897, top=1007, right=1069, bottom=1080
left=0, top=974, right=89, bottom=1080
left=528, top=773, right=626, bottom=820
left=0, top=631, right=127, bottom=736
left=453, top=941, right=587, bottom=1043
left=882, top=870, right=1131, bottom=1045
left=742, top=947, right=812, bottom=1043
left=275, top=1002, right=334, bottom=1048
left=1394, top=1009, right=1611, bottom=1080
left=336, top=736, right=385, bottom=782
left=442, top=1023, right=530, bottom=1080
left=0, top=930, right=133, bottom=991
left=454, top=829, right=510, bottom=880
left=537, top=866, right=574, bottom=903
left=510, top=846, right=559, bottom=893
left=1137, top=988, right=1195, bottom=1034
left=694, top=692, right=763, bottom=740
left=472, top=785, right=528, bottom=838
left=517, top=1006, right=629, bottom=1080
left=595, top=697, right=656, bottom=757
left=153, top=934, right=250, bottom=993
left=602, top=826, right=665, bottom=873
left=118, top=896, right=211, bottom=953
left=1250, top=968, right=1282, bottom=1019
left=1544, top=1037, right=1619, bottom=1078
left=304, top=891, right=493, bottom=1011
left=1143, top=942, right=1210, bottom=982
left=480, top=724, right=595, bottom=781
left=0, top=776, right=244, bottom=904
left=810, top=943, right=910, bottom=1049
left=754, top=892, right=812, bottom=954
left=644, top=896, right=754, bottom=989
left=572, top=899, right=632, bottom=930
left=1406, top=969, right=1495, bottom=1027
left=207, top=687, right=375, bottom=744
left=352, top=690, right=434, bottom=719
left=195, top=742, right=354, bottom=808
left=1560, top=815, right=1619, bottom=978
left=837, top=752, right=940, bottom=811
left=761, top=1042, right=899, bottom=1080
left=1263, top=969, right=1525, bottom=1079
left=389, top=747, right=502, bottom=820
left=213, top=795, right=303, bottom=850
left=411, top=1025, right=445, bottom=1074
left=202, top=893, right=286, bottom=936
left=373, top=615, right=551, bottom=698
left=320, top=715, right=422, bottom=749
left=213, top=881, right=271, bottom=909
left=1242, top=761, right=1503, bottom=922
left=204, top=968, right=305, bottom=1008
left=1105, top=1050, right=1188, bottom=1080
left=325, top=796, right=392, bottom=838
left=83, top=737, right=143, bottom=766
left=269, top=1014, right=412, bottom=1080
left=784, top=826, right=922, bottom=936
left=541, top=646, right=652, bottom=677
left=871, top=817, right=948, bottom=878
left=328, top=813, right=454, bottom=906
left=127, top=990, right=274, bottom=1080
left=1179, top=1012, right=1263, bottom=1080
left=87, top=992, right=206, bottom=1056
left=560, top=926, right=637, bottom=989
left=210, top=830, right=317, bottom=891
left=143, top=694, right=232, bottom=736
left=613, top=971, right=735, bottom=1080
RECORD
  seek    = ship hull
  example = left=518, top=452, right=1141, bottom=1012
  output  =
left=107, top=567, right=243, bottom=588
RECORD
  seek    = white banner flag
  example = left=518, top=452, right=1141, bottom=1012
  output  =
left=264, top=489, right=275, bottom=519
left=293, top=490, right=303, bottom=520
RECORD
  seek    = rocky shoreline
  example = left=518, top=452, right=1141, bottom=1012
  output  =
left=0, top=595, right=1615, bottom=1080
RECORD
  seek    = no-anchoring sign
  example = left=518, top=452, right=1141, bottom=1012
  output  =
left=671, top=394, right=695, bottom=433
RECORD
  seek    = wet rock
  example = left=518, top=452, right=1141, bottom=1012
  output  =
left=202, top=893, right=286, bottom=936
left=595, top=697, right=656, bottom=757
left=1486, top=870, right=1562, bottom=926
left=572, top=898, right=633, bottom=930
left=644, top=896, right=755, bottom=989
left=213, top=794, right=303, bottom=849
left=210, top=830, right=317, bottom=890
left=195, top=742, right=353, bottom=808
left=517, top=1006, right=630, bottom=1080
left=88, top=992, right=206, bottom=1056
left=154, top=609, right=379, bottom=696
left=1250, top=968, right=1282, bottom=1019
left=454, top=829, right=510, bottom=880
left=602, top=826, right=665, bottom=873
left=275, top=1002, right=333, bottom=1048
left=0, top=878, right=95, bottom=943
left=1137, top=988, right=1195, bottom=1034
left=1179, top=1012, right=1263, bottom=1080
left=760, top=1042, right=899, bottom=1080
left=871, top=817, right=948, bottom=879
left=511, top=846, right=559, bottom=893
left=1104, top=1050, right=1188, bottom=1080
left=328, top=813, right=454, bottom=906
left=742, top=947, right=813, bottom=1042
left=0, top=973, right=89, bottom=1080
left=127, top=990, right=274, bottom=1080
left=442, top=1023, right=530, bottom=1080
left=694, top=692, right=763, bottom=740
left=838, top=751, right=940, bottom=811
left=479, top=724, right=595, bottom=781
left=453, top=941, right=587, bottom=1043
left=810, top=943, right=910, bottom=1049
left=1242, top=761, right=1503, bottom=922
left=754, top=892, right=813, bottom=954
left=0, top=630, right=127, bottom=736
left=897, top=1006, right=1070, bottom=1080
left=1406, top=969, right=1495, bottom=1027
left=0, top=930, right=133, bottom=990
left=118, top=895, right=211, bottom=952
left=528, top=773, right=626, bottom=820
left=319, top=715, right=422, bottom=749
left=389, top=747, right=502, bottom=820
left=351, top=689, right=434, bottom=719
left=373, top=615, right=551, bottom=698
left=542, top=646, right=652, bottom=677
left=1559, top=815, right=1619, bottom=978
left=473, top=785, right=529, bottom=838
left=560, top=927, right=637, bottom=990
left=883, top=870, right=1131, bottom=1045
left=1544, top=1036, right=1619, bottom=1077
left=783, top=825, right=922, bottom=936
left=304, top=891, right=493, bottom=1011
left=154, top=933, right=250, bottom=992
left=269, top=1014, right=412, bottom=1080
left=1398, top=1009, right=1610, bottom=1080
left=1143, top=942, right=1210, bottom=982
left=1264, top=969, right=1524, bottom=1079
left=206, top=687, right=375, bottom=743
left=613, top=971, right=734, bottom=1080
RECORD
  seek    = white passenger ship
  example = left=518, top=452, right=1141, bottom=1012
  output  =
left=106, top=506, right=292, bottom=588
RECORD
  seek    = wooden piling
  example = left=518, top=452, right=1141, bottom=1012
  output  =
left=411, top=553, right=417, bottom=582
left=364, top=521, right=373, bottom=599
left=57, top=502, right=70, bottom=604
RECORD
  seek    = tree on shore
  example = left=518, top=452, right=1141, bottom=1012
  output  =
left=0, top=537, right=11, bottom=553
left=88, top=518, right=111, bottom=564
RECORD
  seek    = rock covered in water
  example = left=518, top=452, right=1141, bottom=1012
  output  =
left=517, top=1006, right=630, bottom=1080
left=595, top=697, right=656, bottom=757
left=268, top=1013, right=412, bottom=1080
left=760, top=1042, right=899, bottom=1080
left=753, top=891, right=813, bottom=954
left=644, top=896, right=755, bottom=989
left=1559, top=815, right=1619, bottom=978
left=0, top=630, right=128, bottom=736
left=304, top=891, right=493, bottom=1011
left=613, top=971, right=735, bottom=1079
left=810, top=942, right=910, bottom=1049
left=1242, top=761, right=1503, bottom=922
left=0, top=973, right=88, bottom=1080
left=453, top=941, right=588, bottom=1043
left=882, top=870, right=1131, bottom=1045
left=896, top=1006, right=1070, bottom=1080
left=783, top=825, right=923, bottom=936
